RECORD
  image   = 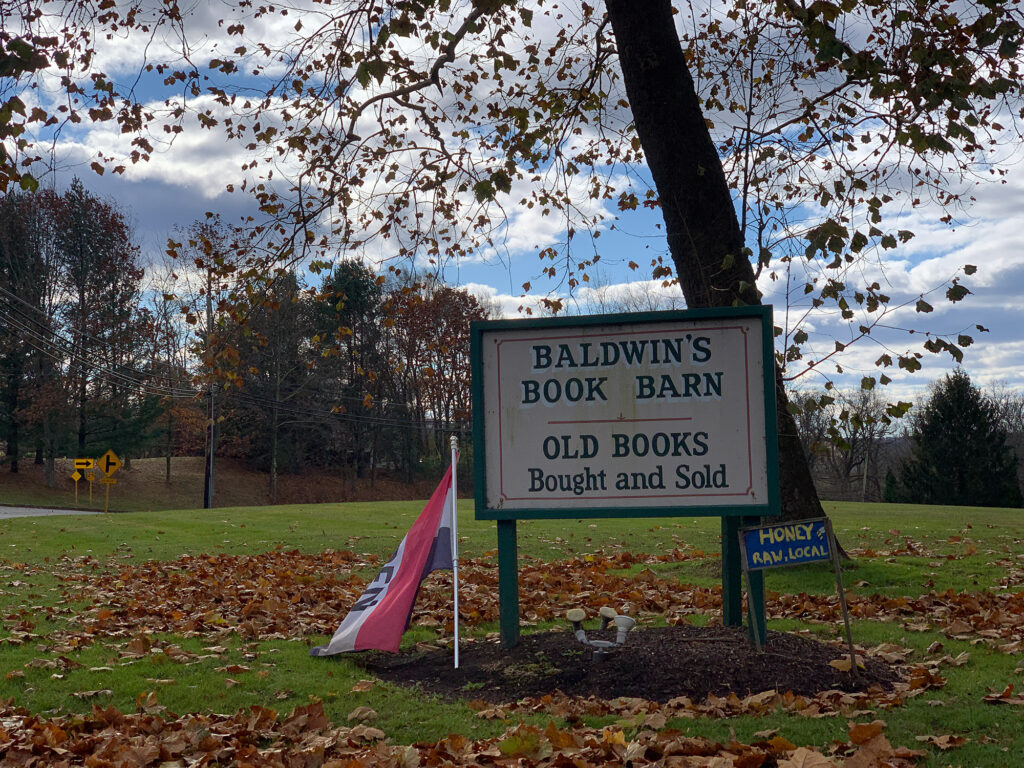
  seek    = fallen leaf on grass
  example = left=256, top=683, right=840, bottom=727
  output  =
left=943, top=619, right=974, bottom=636
left=145, top=678, right=176, bottom=685
left=904, top=666, right=947, bottom=691
left=914, top=733, right=968, bottom=749
left=350, top=679, right=377, bottom=692
left=71, top=690, right=112, bottom=699
left=777, top=746, right=835, bottom=767
left=893, top=746, right=929, bottom=760
left=224, top=678, right=240, bottom=688
left=983, top=684, right=1024, bottom=705
left=215, top=664, right=250, bottom=673
left=642, top=712, right=667, bottom=730
left=544, top=721, right=578, bottom=749
left=348, top=724, right=386, bottom=742
left=842, top=733, right=894, bottom=768
left=848, top=720, right=885, bottom=745
left=903, top=621, right=930, bottom=632
left=869, top=643, right=913, bottom=663
left=766, top=735, right=798, bottom=752
left=475, top=707, right=508, bottom=720
left=601, top=728, right=627, bottom=747
left=346, top=706, right=378, bottom=722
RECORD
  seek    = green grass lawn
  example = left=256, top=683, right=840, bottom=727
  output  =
left=1, top=497, right=1022, bottom=765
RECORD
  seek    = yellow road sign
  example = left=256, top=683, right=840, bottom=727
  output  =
left=84, top=469, right=96, bottom=483
left=71, top=470, right=82, bottom=482
left=98, top=449, right=122, bottom=477
left=73, top=458, right=94, bottom=470
left=97, top=477, right=117, bottom=485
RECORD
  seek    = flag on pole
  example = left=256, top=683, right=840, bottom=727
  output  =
left=310, top=466, right=455, bottom=656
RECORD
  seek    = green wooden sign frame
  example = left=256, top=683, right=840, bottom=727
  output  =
left=471, top=306, right=781, bottom=646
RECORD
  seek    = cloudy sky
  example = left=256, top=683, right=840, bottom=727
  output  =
left=17, top=0, right=1024, bottom=403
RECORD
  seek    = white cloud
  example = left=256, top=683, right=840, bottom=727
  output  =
left=461, top=282, right=551, bottom=318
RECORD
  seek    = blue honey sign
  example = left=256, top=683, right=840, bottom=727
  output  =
left=738, top=516, right=856, bottom=663
left=740, top=518, right=832, bottom=570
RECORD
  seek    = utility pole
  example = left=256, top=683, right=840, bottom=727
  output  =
left=861, top=452, right=869, bottom=503
left=203, top=266, right=216, bottom=509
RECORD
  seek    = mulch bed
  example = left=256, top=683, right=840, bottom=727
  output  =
left=362, top=625, right=897, bottom=704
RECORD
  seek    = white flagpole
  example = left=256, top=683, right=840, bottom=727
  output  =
left=449, top=434, right=460, bottom=669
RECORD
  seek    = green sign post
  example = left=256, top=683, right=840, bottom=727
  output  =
left=471, top=306, right=781, bottom=647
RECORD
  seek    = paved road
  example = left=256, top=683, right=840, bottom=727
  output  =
left=0, top=505, right=101, bottom=519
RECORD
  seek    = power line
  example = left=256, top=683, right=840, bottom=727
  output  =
left=0, top=284, right=164, bottom=368
left=0, top=303, right=197, bottom=398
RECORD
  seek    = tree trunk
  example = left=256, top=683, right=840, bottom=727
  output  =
left=269, top=400, right=279, bottom=503
left=77, top=372, right=87, bottom=452
left=606, top=0, right=823, bottom=521
left=166, top=410, right=173, bottom=483
left=45, top=447, right=55, bottom=488
left=4, top=356, right=20, bottom=473
left=43, top=413, right=55, bottom=488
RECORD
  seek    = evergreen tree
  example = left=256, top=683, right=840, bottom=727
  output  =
left=883, top=469, right=901, bottom=504
left=895, top=370, right=1022, bottom=508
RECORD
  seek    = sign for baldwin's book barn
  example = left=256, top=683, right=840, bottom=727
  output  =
left=471, top=306, right=780, bottom=519
left=471, top=306, right=781, bottom=646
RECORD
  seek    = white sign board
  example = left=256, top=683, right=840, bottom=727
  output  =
left=474, top=309, right=777, bottom=516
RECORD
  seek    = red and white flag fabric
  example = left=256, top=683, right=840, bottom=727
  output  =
left=310, top=467, right=455, bottom=656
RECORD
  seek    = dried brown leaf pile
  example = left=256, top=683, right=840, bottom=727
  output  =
left=14, top=547, right=1022, bottom=654
left=0, top=698, right=929, bottom=768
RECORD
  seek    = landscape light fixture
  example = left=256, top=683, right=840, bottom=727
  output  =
left=564, top=606, right=637, bottom=660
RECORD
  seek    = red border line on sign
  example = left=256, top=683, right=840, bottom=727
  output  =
left=740, top=327, right=754, bottom=495
left=494, top=323, right=758, bottom=503
left=547, top=417, right=693, bottom=425
left=495, top=337, right=507, bottom=501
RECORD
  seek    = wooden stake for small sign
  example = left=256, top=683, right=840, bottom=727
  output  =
left=98, top=476, right=117, bottom=513
left=70, top=470, right=82, bottom=505
left=826, top=518, right=858, bottom=678
left=744, top=567, right=763, bottom=652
